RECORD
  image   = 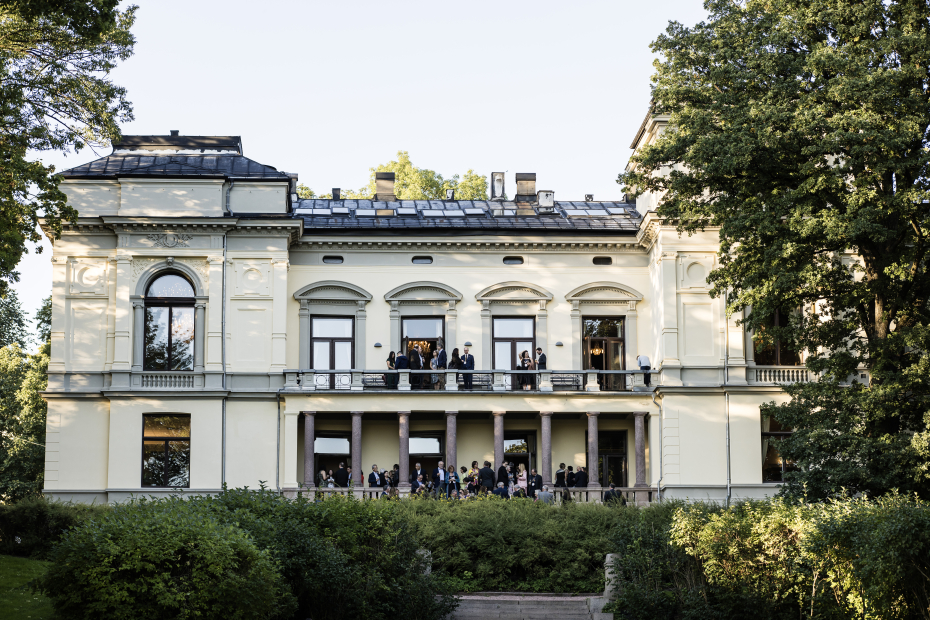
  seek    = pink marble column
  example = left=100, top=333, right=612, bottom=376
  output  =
left=303, top=411, right=316, bottom=488
left=350, top=411, right=363, bottom=487
left=398, top=411, right=411, bottom=491
left=493, top=411, right=505, bottom=468
left=540, top=411, right=553, bottom=486
left=587, top=411, right=600, bottom=488
left=633, top=411, right=648, bottom=487
left=445, top=411, right=458, bottom=472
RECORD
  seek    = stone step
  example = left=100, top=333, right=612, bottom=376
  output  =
left=450, top=595, right=611, bottom=620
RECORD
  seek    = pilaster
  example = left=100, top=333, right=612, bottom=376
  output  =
left=270, top=258, right=288, bottom=370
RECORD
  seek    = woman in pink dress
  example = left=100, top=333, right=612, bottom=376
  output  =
left=517, top=463, right=528, bottom=493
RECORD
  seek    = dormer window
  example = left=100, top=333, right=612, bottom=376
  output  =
left=144, top=274, right=196, bottom=371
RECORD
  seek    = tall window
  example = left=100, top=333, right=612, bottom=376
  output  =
left=314, top=434, right=350, bottom=481
left=583, top=318, right=625, bottom=390
left=762, top=417, right=797, bottom=483
left=144, top=274, right=195, bottom=371
left=753, top=309, right=801, bottom=366
left=402, top=317, right=444, bottom=360
left=311, top=317, right=354, bottom=389
left=492, top=318, right=535, bottom=370
left=142, top=414, right=191, bottom=487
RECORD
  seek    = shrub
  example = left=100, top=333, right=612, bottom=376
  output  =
left=395, top=495, right=633, bottom=593
left=0, top=495, right=109, bottom=558
left=37, top=497, right=290, bottom=620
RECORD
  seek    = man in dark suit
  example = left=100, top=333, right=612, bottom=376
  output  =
left=527, top=468, right=543, bottom=499
left=395, top=351, right=409, bottom=369
left=575, top=466, right=588, bottom=488
left=603, top=483, right=626, bottom=506
left=566, top=466, right=576, bottom=487
left=461, top=346, right=475, bottom=390
left=412, top=474, right=427, bottom=494
left=436, top=345, right=447, bottom=370
left=498, top=462, right=510, bottom=488
left=478, top=460, right=496, bottom=493
left=492, top=482, right=509, bottom=499
left=410, top=462, right=425, bottom=485
left=433, top=460, right=447, bottom=498
left=333, top=462, right=349, bottom=488
left=535, top=347, right=547, bottom=370
left=368, top=465, right=384, bottom=488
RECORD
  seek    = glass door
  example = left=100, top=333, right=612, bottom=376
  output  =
left=583, top=318, right=625, bottom=391
left=311, top=317, right=354, bottom=389
left=492, top=318, right=535, bottom=390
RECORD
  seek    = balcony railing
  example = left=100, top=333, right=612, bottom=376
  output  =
left=139, top=372, right=196, bottom=389
left=282, top=369, right=656, bottom=393
left=751, top=366, right=810, bottom=384
left=284, top=485, right=657, bottom=505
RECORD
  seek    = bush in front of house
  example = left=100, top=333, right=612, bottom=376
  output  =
left=37, top=497, right=291, bottom=620
left=0, top=495, right=110, bottom=558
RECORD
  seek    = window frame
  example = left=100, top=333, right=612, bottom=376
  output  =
left=141, top=413, right=191, bottom=488
left=310, top=315, right=356, bottom=389
left=753, top=308, right=802, bottom=366
left=491, top=316, right=536, bottom=371
left=143, top=273, right=196, bottom=372
left=401, top=315, right=446, bottom=360
left=761, top=418, right=796, bottom=483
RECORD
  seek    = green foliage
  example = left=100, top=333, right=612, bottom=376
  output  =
left=33, top=295, right=50, bottom=344
left=607, top=496, right=930, bottom=620
left=37, top=497, right=290, bottom=620
left=0, top=554, right=53, bottom=619
left=0, top=496, right=109, bottom=558
left=395, top=496, right=630, bottom=593
left=0, top=2, right=135, bottom=296
left=0, top=290, right=27, bottom=349
left=299, top=151, right=488, bottom=200
left=0, top=341, right=48, bottom=502
left=620, top=0, right=930, bottom=500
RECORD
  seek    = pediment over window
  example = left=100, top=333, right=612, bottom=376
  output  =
left=384, top=281, right=463, bottom=304
left=294, top=281, right=372, bottom=303
left=565, top=282, right=644, bottom=303
left=475, top=281, right=553, bottom=303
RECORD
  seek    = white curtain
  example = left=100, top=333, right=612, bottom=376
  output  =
left=761, top=415, right=771, bottom=467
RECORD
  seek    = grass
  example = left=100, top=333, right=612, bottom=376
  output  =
left=0, top=555, right=53, bottom=620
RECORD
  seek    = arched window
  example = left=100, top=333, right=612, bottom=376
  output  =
left=144, top=274, right=195, bottom=371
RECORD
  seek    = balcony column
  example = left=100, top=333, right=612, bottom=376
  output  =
left=131, top=299, right=144, bottom=372
left=445, top=411, right=457, bottom=471
left=194, top=302, right=206, bottom=373
left=586, top=411, right=600, bottom=488
left=302, top=411, right=315, bottom=488
left=398, top=411, right=411, bottom=492
left=540, top=411, right=553, bottom=487
left=633, top=411, right=649, bottom=505
left=351, top=411, right=363, bottom=491
left=493, top=411, right=505, bottom=469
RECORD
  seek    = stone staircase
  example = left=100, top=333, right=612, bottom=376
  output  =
left=450, top=593, right=612, bottom=620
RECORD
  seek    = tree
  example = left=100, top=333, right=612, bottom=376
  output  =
left=297, top=152, right=488, bottom=200
left=0, top=289, right=28, bottom=348
left=0, top=1, right=135, bottom=297
left=621, top=0, right=930, bottom=499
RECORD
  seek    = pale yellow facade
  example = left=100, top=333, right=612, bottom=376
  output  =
left=42, top=126, right=798, bottom=504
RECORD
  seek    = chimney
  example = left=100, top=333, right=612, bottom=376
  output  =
left=170, top=130, right=179, bottom=136
left=332, top=188, right=341, bottom=200
left=515, top=173, right=536, bottom=202
left=375, top=171, right=396, bottom=201
left=537, top=190, right=554, bottom=210
left=585, top=194, right=594, bottom=201
left=490, top=172, right=506, bottom=201
left=286, top=172, right=299, bottom=203
left=445, top=188, right=455, bottom=200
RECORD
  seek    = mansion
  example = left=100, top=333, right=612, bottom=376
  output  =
left=41, top=119, right=798, bottom=504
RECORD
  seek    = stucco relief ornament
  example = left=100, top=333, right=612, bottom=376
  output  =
left=148, top=233, right=193, bottom=248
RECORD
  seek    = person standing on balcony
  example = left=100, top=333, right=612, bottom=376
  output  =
left=636, top=353, right=652, bottom=387
left=575, top=466, right=588, bottom=488
left=535, top=347, right=546, bottom=370
left=437, top=343, right=447, bottom=371
left=461, top=346, right=475, bottom=390
left=518, top=350, right=535, bottom=390
left=385, top=351, right=397, bottom=389
left=409, top=345, right=423, bottom=389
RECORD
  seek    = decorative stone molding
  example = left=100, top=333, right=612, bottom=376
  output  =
left=297, top=240, right=642, bottom=253
left=564, top=282, right=644, bottom=308
left=384, top=281, right=463, bottom=305
left=147, top=233, right=193, bottom=248
left=475, top=281, right=553, bottom=304
left=294, top=281, right=373, bottom=371
left=293, top=281, right=373, bottom=304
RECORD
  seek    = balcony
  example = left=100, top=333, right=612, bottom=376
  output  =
left=750, top=366, right=809, bottom=385
left=282, top=369, right=656, bottom=393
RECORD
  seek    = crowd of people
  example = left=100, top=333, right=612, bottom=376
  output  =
left=383, top=345, right=548, bottom=390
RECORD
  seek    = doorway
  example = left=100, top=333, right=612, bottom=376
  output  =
left=311, top=317, right=354, bottom=389
left=590, top=430, right=628, bottom=487
left=583, top=318, right=625, bottom=391
left=504, top=432, right=536, bottom=480
left=492, top=318, right=535, bottom=390
left=402, top=317, right=444, bottom=389
left=408, top=434, right=444, bottom=485
left=313, top=434, right=351, bottom=486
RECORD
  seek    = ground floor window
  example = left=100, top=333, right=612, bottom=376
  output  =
left=410, top=433, right=444, bottom=479
left=142, top=414, right=191, bottom=487
left=762, top=417, right=797, bottom=482
left=314, top=433, right=351, bottom=484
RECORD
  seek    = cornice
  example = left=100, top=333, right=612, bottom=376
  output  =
left=295, top=239, right=646, bottom=253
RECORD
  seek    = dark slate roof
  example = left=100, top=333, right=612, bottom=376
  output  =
left=61, top=154, right=290, bottom=180
left=112, top=135, right=243, bottom=153
left=291, top=199, right=642, bottom=235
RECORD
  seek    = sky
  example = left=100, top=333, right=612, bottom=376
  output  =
left=15, top=0, right=709, bottom=341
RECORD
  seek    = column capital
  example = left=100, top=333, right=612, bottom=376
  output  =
left=586, top=411, right=600, bottom=418
left=397, top=410, right=411, bottom=418
left=539, top=411, right=554, bottom=417
left=351, top=411, right=364, bottom=417
left=444, top=410, right=458, bottom=417
left=301, top=411, right=316, bottom=417
left=492, top=410, right=506, bottom=417
left=632, top=411, right=649, bottom=418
